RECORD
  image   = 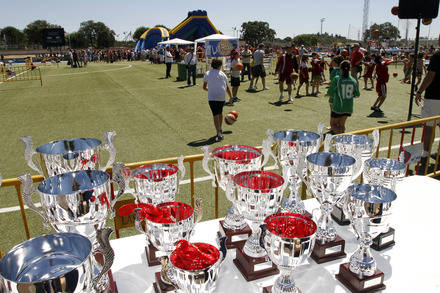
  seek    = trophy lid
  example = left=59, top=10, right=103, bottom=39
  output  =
left=233, top=171, right=284, bottom=191
left=348, top=184, right=397, bottom=203
left=36, top=138, right=101, bottom=155
left=364, top=158, right=406, bottom=171
left=38, top=170, right=109, bottom=195
left=170, top=240, right=220, bottom=271
left=306, top=152, right=355, bottom=168
left=265, top=212, right=317, bottom=239
left=332, top=134, right=374, bottom=146
left=132, top=163, right=178, bottom=181
left=273, top=130, right=320, bottom=143
left=212, top=145, right=261, bottom=163
left=0, top=233, right=91, bottom=283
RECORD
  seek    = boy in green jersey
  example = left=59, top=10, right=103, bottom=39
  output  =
left=327, top=60, right=360, bottom=134
left=327, top=55, right=344, bottom=133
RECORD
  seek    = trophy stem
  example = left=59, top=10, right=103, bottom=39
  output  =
left=273, top=267, right=298, bottom=293
left=316, top=202, right=336, bottom=244
left=223, top=205, right=247, bottom=230
left=243, top=221, right=266, bottom=258
left=349, top=235, right=376, bottom=278
left=281, top=166, right=305, bottom=214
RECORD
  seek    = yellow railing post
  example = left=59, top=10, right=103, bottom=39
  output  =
left=15, top=184, right=31, bottom=240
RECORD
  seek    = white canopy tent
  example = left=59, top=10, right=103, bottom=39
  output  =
left=194, top=34, right=237, bottom=43
left=157, top=38, right=194, bottom=45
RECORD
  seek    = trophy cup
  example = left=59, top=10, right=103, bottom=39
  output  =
left=227, top=170, right=287, bottom=281
left=363, top=158, right=405, bottom=251
left=0, top=229, right=114, bottom=293
left=158, top=237, right=227, bottom=293
left=21, top=131, right=117, bottom=178
left=18, top=167, right=126, bottom=292
left=260, top=212, right=317, bottom=293
left=329, top=130, right=379, bottom=225
left=301, top=152, right=355, bottom=264
left=202, top=143, right=273, bottom=250
left=336, top=184, right=397, bottom=293
left=128, top=200, right=202, bottom=292
left=267, top=122, right=324, bottom=215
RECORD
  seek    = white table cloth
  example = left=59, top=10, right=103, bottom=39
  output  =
left=110, top=175, right=440, bottom=292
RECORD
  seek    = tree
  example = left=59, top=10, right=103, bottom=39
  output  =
left=24, top=20, right=59, bottom=45
left=68, top=32, right=87, bottom=48
left=77, top=20, right=115, bottom=48
left=363, top=22, right=400, bottom=42
left=240, top=21, right=276, bottom=45
left=133, top=26, right=149, bottom=41
left=1, top=26, right=26, bottom=47
left=293, top=34, right=319, bottom=47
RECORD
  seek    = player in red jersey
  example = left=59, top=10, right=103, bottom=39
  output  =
left=363, top=55, right=375, bottom=90
left=310, top=53, right=322, bottom=96
left=371, top=55, right=398, bottom=113
left=296, top=55, right=310, bottom=97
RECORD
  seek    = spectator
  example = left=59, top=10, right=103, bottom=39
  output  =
left=310, top=52, right=321, bottom=96
left=164, top=47, right=174, bottom=78
left=296, top=54, right=310, bottom=97
left=275, top=46, right=295, bottom=102
left=248, top=44, right=269, bottom=91
left=350, top=43, right=364, bottom=83
left=241, top=44, right=252, bottom=81
left=184, top=48, right=197, bottom=86
left=230, top=51, right=242, bottom=103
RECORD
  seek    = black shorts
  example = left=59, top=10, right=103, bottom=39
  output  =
left=231, top=76, right=240, bottom=87
left=209, top=101, right=225, bottom=116
left=252, top=65, right=266, bottom=78
left=331, top=111, right=352, bottom=118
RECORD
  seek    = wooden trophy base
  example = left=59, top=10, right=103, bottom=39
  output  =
left=146, top=244, right=166, bottom=267
left=331, top=205, right=351, bottom=226
left=263, top=286, right=301, bottom=293
left=233, top=247, right=279, bottom=282
left=153, top=272, right=176, bottom=293
left=218, top=220, right=252, bottom=250
left=335, top=263, right=386, bottom=293
left=372, top=228, right=395, bottom=251
left=311, top=235, right=346, bottom=264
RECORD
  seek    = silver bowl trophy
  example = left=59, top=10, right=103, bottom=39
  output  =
left=158, top=237, right=227, bottom=293
left=336, top=184, right=397, bottom=293
left=301, top=152, right=355, bottom=263
left=131, top=200, right=203, bottom=292
left=18, top=168, right=125, bottom=292
left=0, top=230, right=114, bottom=293
left=21, top=131, right=117, bottom=178
left=260, top=213, right=317, bottom=293
left=202, top=143, right=273, bottom=249
left=363, top=158, right=405, bottom=251
left=227, top=170, right=287, bottom=281
left=329, top=130, right=379, bottom=226
left=267, top=122, right=324, bottom=216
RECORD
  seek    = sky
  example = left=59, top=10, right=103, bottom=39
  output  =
left=1, top=0, right=439, bottom=42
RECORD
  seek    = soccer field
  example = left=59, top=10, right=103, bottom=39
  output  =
left=0, top=60, right=421, bottom=252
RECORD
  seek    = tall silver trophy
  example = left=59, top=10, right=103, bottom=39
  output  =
left=21, top=131, right=117, bottom=177
left=202, top=143, right=273, bottom=249
left=260, top=212, right=317, bottom=293
left=336, top=184, right=397, bottom=293
left=302, top=152, right=355, bottom=263
left=267, top=123, right=324, bottom=215
left=363, top=158, right=406, bottom=250
left=0, top=230, right=114, bottom=293
left=227, top=170, right=287, bottom=281
left=329, top=130, right=379, bottom=225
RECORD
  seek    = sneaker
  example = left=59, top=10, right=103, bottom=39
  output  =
left=247, top=86, right=253, bottom=91
left=279, top=94, right=284, bottom=101
left=363, top=86, right=368, bottom=90
left=295, top=94, right=301, bottom=98
left=370, top=106, right=376, bottom=111
left=376, top=107, right=383, bottom=113
left=232, top=97, right=239, bottom=102
left=254, top=85, right=258, bottom=90
left=263, top=87, right=270, bottom=90
left=217, top=133, right=224, bottom=141
left=288, top=96, right=293, bottom=102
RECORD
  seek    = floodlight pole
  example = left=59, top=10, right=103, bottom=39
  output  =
left=407, top=17, right=421, bottom=121
left=320, top=18, right=325, bottom=34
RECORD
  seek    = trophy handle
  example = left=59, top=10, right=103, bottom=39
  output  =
left=261, top=130, right=278, bottom=169
left=225, top=179, right=236, bottom=206
left=92, top=227, right=115, bottom=291
left=372, top=129, right=380, bottom=154
left=101, top=130, right=117, bottom=172
left=316, top=122, right=325, bottom=151
left=201, top=146, right=216, bottom=187
left=159, top=256, right=178, bottom=288
left=177, top=155, right=186, bottom=181
left=20, top=136, right=44, bottom=176
left=324, top=133, right=332, bottom=152
left=194, top=198, right=203, bottom=224
left=134, top=208, right=146, bottom=234
left=18, top=174, right=51, bottom=230
left=109, top=162, right=130, bottom=219
left=259, top=223, right=267, bottom=249
left=216, top=236, right=228, bottom=263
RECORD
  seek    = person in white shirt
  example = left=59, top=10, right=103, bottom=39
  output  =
left=184, top=48, right=198, bottom=86
left=164, top=47, right=174, bottom=78
left=249, top=44, right=269, bottom=91
left=240, top=44, right=252, bottom=81
left=230, top=51, right=242, bottom=102
left=203, top=59, right=233, bottom=141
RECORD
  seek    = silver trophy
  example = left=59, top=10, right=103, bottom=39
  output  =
left=267, top=123, right=324, bottom=214
left=329, top=130, right=379, bottom=225
left=336, top=184, right=397, bottom=292
left=159, top=237, right=227, bottom=293
left=202, top=144, right=272, bottom=246
left=128, top=155, right=185, bottom=204
left=363, top=157, right=405, bottom=250
left=301, top=152, right=355, bottom=263
left=0, top=230, right=114, bottom=293
left=260, top=212, right=317, bottom=293
left=21, top=131, right=117, bottom=178
left=18, top=166, right=126, bottom=244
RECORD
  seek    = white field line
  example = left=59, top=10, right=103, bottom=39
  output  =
left=0, top=139, right=438, bottom=214
left=0, top=68, right=30, bottom=84
left=46, top=64, right=132, bottom=77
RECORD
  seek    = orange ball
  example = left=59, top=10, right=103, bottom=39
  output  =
left=235, top=63, right=244, bottom=70
left=422, top=18, right=432, bottom=25
left=373, top=29, right=380, bottom=36
left=224, top=113, right=237, bottom=125
left=391, top=6, right=399, bottom=16
left=229, top=110, right=239, bottom=119
left=393, top=72, right=398, bottom=78
left=341, top=49, right=349, bottom=57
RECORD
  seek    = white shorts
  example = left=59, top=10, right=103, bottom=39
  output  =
left=422, top=99, right=440, bottom=126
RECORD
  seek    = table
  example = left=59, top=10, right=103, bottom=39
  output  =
left=110, top=175, right=440, bottom=292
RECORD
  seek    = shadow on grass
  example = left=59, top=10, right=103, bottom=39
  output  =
left=284, top=109, right=293, bottom=112
left=268, top=101, right=291, bottom=107
left=377, top=120, right=389, bottom=124
left=367, top=111, right=385, bottom=118
left=187, top=136, right=217, bottom=147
